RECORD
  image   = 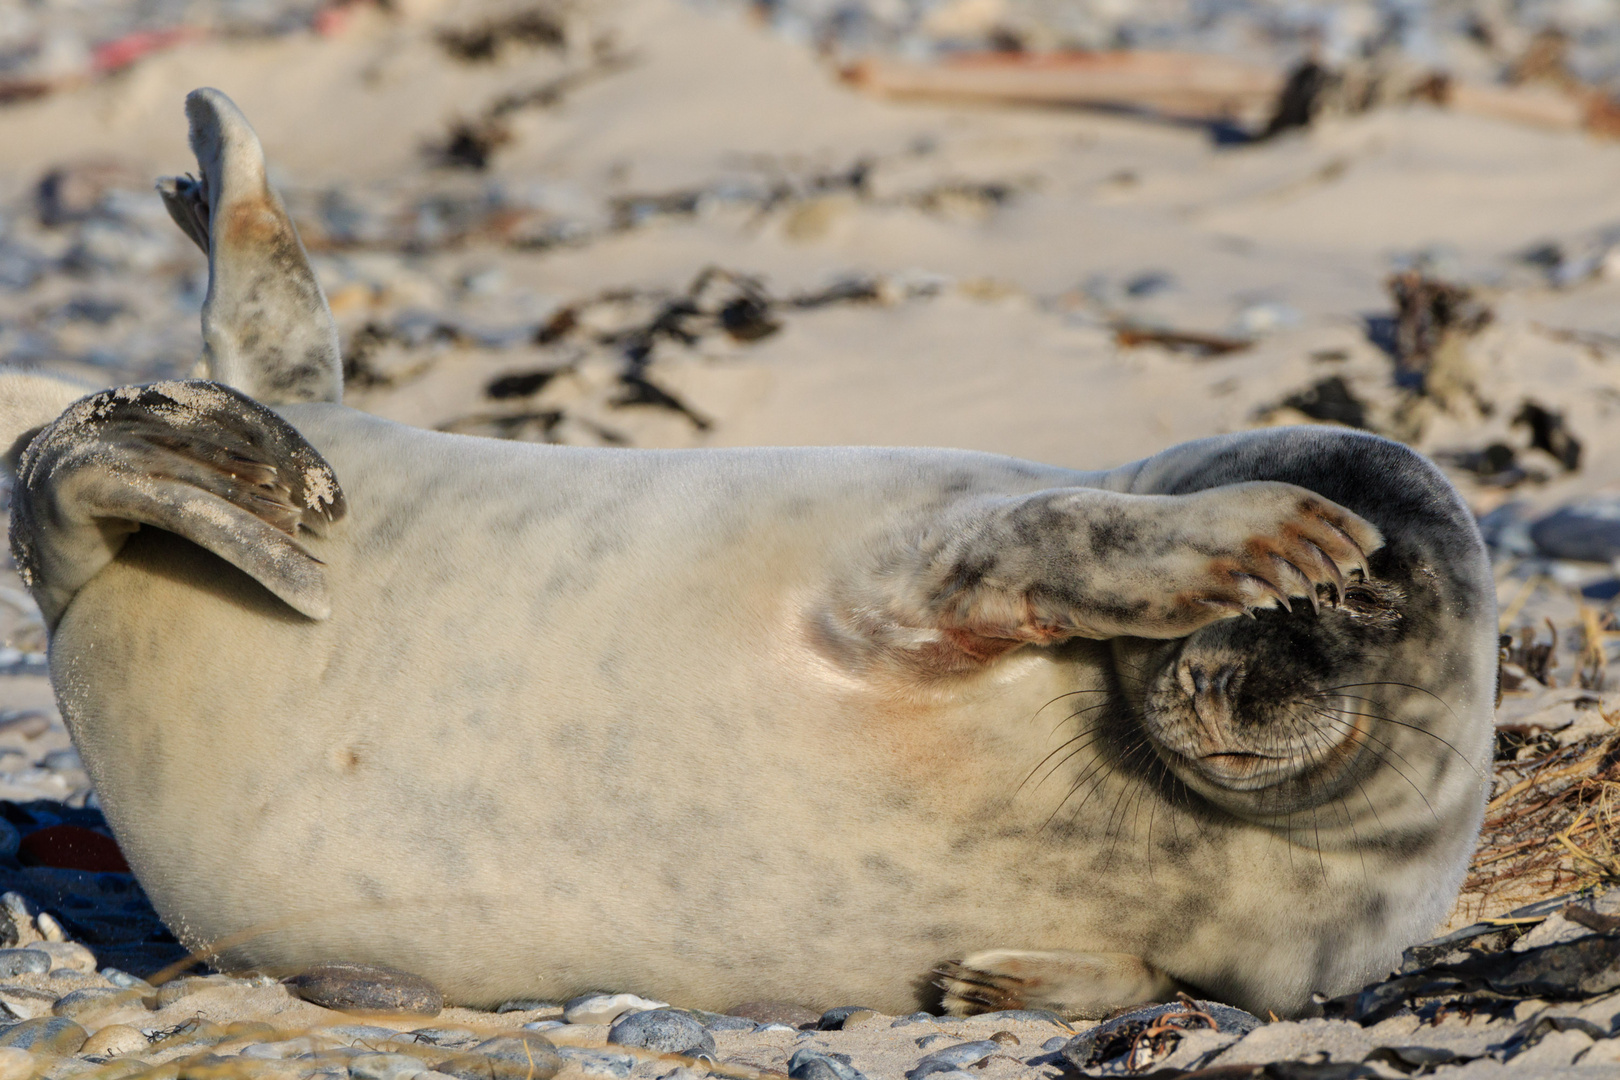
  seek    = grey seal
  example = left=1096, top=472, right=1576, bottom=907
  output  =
left=0, top=89, right=1497, bottom=1019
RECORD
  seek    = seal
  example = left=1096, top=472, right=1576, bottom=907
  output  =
left=0, top=89, right=1497, bottom=1019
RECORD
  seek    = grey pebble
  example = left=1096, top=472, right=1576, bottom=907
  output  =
left=497, top=999, right=557, bottom=1013
left=437, top=1033, right=565, bottom=1080
left=100, top=968, right=152, bottom=990
left=322, top=1024, right=408, bottom=1044
left=816, top=1006, right=875, bottom=1031
left=757, top=1023, right=797, bottom=1032
left=405, top=1027, right=480, bottom=1047
left=788, top=1048, right=868, bottom=1080
left=687, top=1009, right=758, bottom=1031
left=1041, top=1037, right=1068, bottom=1052
left=348, top=1052, right=436, bottom=1080
left=726, top=1001, right=820, bottom=1028
left=0, top=949, right=50, bottom=977
left=287, top=962, right=444, bottom=1016
left=608, top=1009, right=716, bottom=1056
left=554, top=1046, right=635, bottom=1079
left=889, top=1013, right=937, bottom=1027
left=0, top=1015, right=88, bottom=1053
left=914, top=1034, right=954, bottom=1049
left=52, top=986, right=129, bottom=1018
left=524, top=1020, right=568, bottom=1031
left=906, top=1040, right=1000, bottom=1079
left=1531, top=497, right=1620, bottom=562
left=564, top=993, right=669, bottom=1025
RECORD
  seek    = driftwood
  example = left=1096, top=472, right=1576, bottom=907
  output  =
left=843, top=50, right=1620, bottom=140
left=842, top=52, right=1284, bottom=124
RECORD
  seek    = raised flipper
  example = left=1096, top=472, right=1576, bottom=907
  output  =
left=157, top=88, right=342, bottom=405
left=822, top=481, right=1383, bottom=675
left=938, top=949, right=1182, bottom=1020
left=9, top=380, right=345, bottom=627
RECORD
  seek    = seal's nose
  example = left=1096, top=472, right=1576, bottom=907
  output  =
left=1176, top=657, right=1245, bottom=738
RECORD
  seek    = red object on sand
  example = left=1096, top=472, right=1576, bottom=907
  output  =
left=91, top=28, right=199, bottom=75
left=18, top=824, right=131, bottom=873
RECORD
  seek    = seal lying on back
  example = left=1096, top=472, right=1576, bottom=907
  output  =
left=0, top=89, right=1496, bottom=1019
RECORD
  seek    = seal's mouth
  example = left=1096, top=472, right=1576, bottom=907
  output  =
left=1196, top=751, right=1301, bottom=788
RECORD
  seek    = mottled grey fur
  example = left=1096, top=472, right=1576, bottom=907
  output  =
left=0, top=90, right=1498, bottom=1020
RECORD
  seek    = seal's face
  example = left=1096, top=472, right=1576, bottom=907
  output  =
left=1113, top=571, right=1416, bottom=818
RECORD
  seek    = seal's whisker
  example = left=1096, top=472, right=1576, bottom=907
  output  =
left=1311, top=711, right=1439, bottom=824
left=1030, top=687, right=1113, bottom=724
left=1309, top=699, right=1484, bottom=780
left=1320, top=680, right=1461, bottom=723
left=1050, top=699, right=1112, bottom=737
left=1019, top=728, right=1106, bottom=795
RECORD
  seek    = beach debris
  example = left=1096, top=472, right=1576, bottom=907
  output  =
left=437, top=4, right=571, bottom=63
left=1384, top=270, right=1492, bottom=394
left=1258, top=375, right=1369, bottom=430
left=1514, top=400, right=1583, bottom=472
left=1113, top=325, right=1251, bottom=357
left=1438, top=442, right=1541, bottom=488
left=1061, top=998, right=1258, bottom=1075
left=843, top=51, right=1285, bottom=128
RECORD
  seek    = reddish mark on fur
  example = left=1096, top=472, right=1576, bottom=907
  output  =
left=223, top=197, right=290, bottom=247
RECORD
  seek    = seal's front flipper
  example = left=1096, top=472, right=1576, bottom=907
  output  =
left=937, top=949, right=1179, bottom=1020
left=10, top=380, right=345, bottom=627
left=828, top=481, right=1383, bottom=675
left=157, top=88, right=342, bottom=405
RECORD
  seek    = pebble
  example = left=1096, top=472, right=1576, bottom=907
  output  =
left=564, top=992, right=669, bottom=1025
left=0, top=1048, right=33, bottom=1080
left=287, top=963, right=444, bottom=1016
left=51, top=986, right=135, bottom=1018
left=0, top=1015, right=87, bottom=1054
left=100, top=970, right=152, bottom=991
left=726, top=1001, right=819, bottom=1028
left=1531, top=497, right=1620, bottom=562
left=454, top=1033, right=565, bottom=1080
left=889, top=1013, right=937, bottom=1027
left=553, top=1046, right=637, bottom=1078
left=906, top=1040, right=1000, bottom=1079
left=788, top=1048, right=869, bottom=1080
left=607, top=1009, right=716, bottom=1056
left=79, top=1024, right=147, bottom=1057
left=0, top=950, right=50, bottom=978
left=33, top=941, right=93, bottom=973
left=817, top=1006, right=876, bottom=1031
left=687, top=1010, right=757, bottom=1031
left=348, top=1051, right=441, bottom=1080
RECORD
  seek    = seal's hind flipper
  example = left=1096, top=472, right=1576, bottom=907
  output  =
left=938, top=950, right=1179, bottom=1020
left=10, top=380, right=345, bottom=627
left=157, top=88, right=342, bottom=405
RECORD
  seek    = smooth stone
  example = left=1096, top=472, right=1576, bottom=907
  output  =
left=1040, top=1037, right=1068, bottom=1052
left=287, top=963, right=444, bottom=1016
left=99, top=970, right=152, bottom=991
left=319, top=1025, right=408, bottom=1044
left=79, top=1024, right=148, bottom=1057
left=686, top=1010, right=757, bottom=1031
left=563, top=993, right=668, bottom=1025
left=0, top=1048, right=34, bottom=1080
left=889, top=1013, right=938, bottom=1027
left=438, top=1033, right=563, bottom=1080
left=52, top=986, right=134, bottom=1018
left=607, top=1009, right=715, bottom=1056
left=349, top=1051, right=437, bottom=1080
left=149, top=1018, right=227, bottom=1050
left=225, top=1020, right=277, bottom=1038
left=787, top=1049, right=868, bottom=1080
left=1532, top=498, right=1620, bottom=562
left=0, top=1015, right=87, bottom=1053
left=495, top=999, right=555, bottom=1013
left=757, top=1023, right=797, bottom=1032
left=914, top=1035, right=954, bottom=1049
left=153, top=975, right=217, bottom=1008
left=240, top=1037, right=320, bottom=1059
left=0, top=950, right=50, bottom=977
left=522, top=1021, right=567, bottom=1032
left=726, top=1001, right=820, bottom=1028
left=906, top=1040, right=1000, bottom=1079
left=817, top=1006, right=876, bottom=1031
left=553, top=1047, right=637, bottom=1078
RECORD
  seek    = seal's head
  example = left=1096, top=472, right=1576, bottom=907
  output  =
left=1107, top=429, right=1494, bottom=828
left=1113, top=573, right=1415, bottom=817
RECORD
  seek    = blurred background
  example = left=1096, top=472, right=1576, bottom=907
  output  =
left=2, top=0, right=1620, bottom=922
